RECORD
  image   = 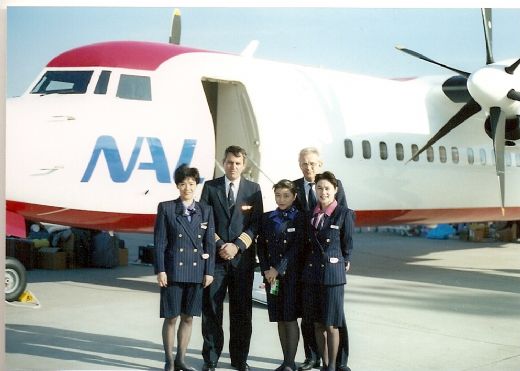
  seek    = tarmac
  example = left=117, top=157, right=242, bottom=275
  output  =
left=5, top=230, right=520, bottom=371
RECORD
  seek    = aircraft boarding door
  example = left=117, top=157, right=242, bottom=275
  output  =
left=201, top=79, right=261, bottom=182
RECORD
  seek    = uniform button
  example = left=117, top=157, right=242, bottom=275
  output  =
left=179, top=262, right=183, bottom=266
left=283, top=240, right=287, bottom=244
left=194, top=249, right=198, bottom=252
left=193, top=262, right=197, bottom=266
left=326, top=239, right=330, bottom=243
left=266, top=239, right=269, bottom=243
left=321, top=264, right=325, bottom=267
left=198, top=235, right=202, bottom=238
left=279, top=254, right=283, bottom=258
left=179, top=234, right=183, bottom=237
left=179, top=248, right=184, bottom=252
left=309, top=263, right=313, bottom=267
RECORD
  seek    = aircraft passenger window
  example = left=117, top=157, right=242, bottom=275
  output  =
left=94, top=70, right=111, bottom=94
left=362, top=140, right=371, bottom=159
left=31, top=70, right=93, bottom=94
left=426, top=147, right=434, bottom=162
left=516, top=153, right=520, bottom=167
left=479, top=148, right=486, bottom=165
left=344, top=139, right=354, bottom=158
left=411, top=144, right=419, bottom=162
left=467, top=148, right=474, bottom=164
left=116, top=74, right=152, bottom=101
left=439, top=146, right=447, bottom=163
left=379, top=142, right=388, bottom=160
left=451, top=147, right=459, bottom=164
left=395, top=143, right=404, bottom=161
left=506, top=152, right=512, bottom=167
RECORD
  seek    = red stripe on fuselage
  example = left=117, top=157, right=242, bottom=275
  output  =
left=7, top=200, right=155, bottom=233
left=47, top=41, right=208, bottom=71
left=7, top=200, right=519, bottom=233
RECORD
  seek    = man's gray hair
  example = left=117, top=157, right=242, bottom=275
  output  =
left=298, top=147, right=320, bottom=161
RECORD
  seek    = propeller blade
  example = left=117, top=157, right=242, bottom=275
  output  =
left=489, top=107, right=506, bottom=208
left=408, top=99, right=481, bottom=162
left=505, top=57, right=520, bottom=75
left=507, top=89, right=520, bottom=101
left=481, top=8, right=494, bottom=65
left=169, top=8, right=182, bottom=45
left=442, top=75, right=471, bottom=103
left=395, top=45, right=470, bottom=77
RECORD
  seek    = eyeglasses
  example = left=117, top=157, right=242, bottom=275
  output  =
left=300, top=162, right=320, bottom=168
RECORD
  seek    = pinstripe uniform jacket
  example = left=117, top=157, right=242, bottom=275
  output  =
left=200, top=176, right=263, bottom=267
left=153, top=198, right=216, bottom=283
left=257, top=208, right=306, bottom=280
left=301, top=205, right=354, bottom=286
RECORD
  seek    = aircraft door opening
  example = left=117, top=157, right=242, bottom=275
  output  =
left=201, top=79, right=260, bottom=181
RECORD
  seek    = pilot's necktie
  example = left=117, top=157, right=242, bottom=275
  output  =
left=227, top=182, right=235, bottom=211
left=308, top=182, right=317, bottom=211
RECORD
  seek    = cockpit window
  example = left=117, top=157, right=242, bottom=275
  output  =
left=31, top=70, right=93, bottom=94
left=116, top=74, right=152, bottom=101
left=94, top=70, right=111, bottom=95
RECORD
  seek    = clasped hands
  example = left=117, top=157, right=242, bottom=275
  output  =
left=219, top=242, right=239, bottom=261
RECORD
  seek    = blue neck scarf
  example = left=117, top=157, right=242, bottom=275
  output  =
left=270, top=206, right=298, bottom=234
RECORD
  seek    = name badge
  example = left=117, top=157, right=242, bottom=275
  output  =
left=329, top=257, right=339, bottom=263
left=201, top=223, right=208, bottom=229
left=202, top=253, right=210, bottom=260
left=287, top=228, right=296, bottom=233
left=330, top=225, right=339, bottom=229
left=242, top=205, right=253, bottom=211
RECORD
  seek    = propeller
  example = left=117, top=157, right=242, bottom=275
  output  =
left=397, top=8, right=520, bottom=210
left=169, top=8, right=182, bottom=45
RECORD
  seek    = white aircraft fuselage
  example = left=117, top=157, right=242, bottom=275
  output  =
left=6, top=41, right=520, bottom=234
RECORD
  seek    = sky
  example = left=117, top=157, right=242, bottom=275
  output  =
left=6, top=6, right=520, bottom=98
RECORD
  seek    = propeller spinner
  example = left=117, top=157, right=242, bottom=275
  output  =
left=397, top=8, right=520, bottom=210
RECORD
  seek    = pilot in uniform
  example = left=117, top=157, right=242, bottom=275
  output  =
left=200, top=145, right=263, bottom=371
left=257, top=179, right=306, bottom=371
left=154, top=165, right=216, bottom=371
left=301, top=171, right=354, bottom=371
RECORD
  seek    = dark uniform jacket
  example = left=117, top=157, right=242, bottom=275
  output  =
left=257, top=207, right=306, bottom=280
left=302, top=205, right=354, bottom=286
left=153, top=198, right=216, bottom=283
left=200, top=176, right=263, bottom=268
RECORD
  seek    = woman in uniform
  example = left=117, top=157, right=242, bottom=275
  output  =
left=301, top=171, right=354, bottom=371
left=257, top=179, right=305, bottom=371
left=154, top=165, right=216, bottom=371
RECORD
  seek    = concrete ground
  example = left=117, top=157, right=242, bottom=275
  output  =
left=5, top=231, right=520, bottom=371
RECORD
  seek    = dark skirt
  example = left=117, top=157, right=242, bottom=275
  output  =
left=302, top=283, right=344, bottom=327
left=160, top=282, right=203, bottom=318
left=265, top=276, right=300, bottom=322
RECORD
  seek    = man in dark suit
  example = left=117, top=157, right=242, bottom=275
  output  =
left=293, top=147, right=351, bottom=371
left=200, top=145, right=263, bottom=371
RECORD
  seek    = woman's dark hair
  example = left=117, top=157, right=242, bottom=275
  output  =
left=315, top=171, right=338, bottom=189
left=174, top=164, right=200, bottom=185
left=272, top=179, right=297, bottom=195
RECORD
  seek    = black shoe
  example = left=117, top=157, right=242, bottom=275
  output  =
left=202, top=362, right=216, bottom=371
left=337, top=366, right=351, bottom=371
left=174, top=360, right=196, bottom=371
left=231, top=362, right=251, bottom=371
left=298, top=359, right=320, bottom=371
left=164, top=361, right=173, bottom=371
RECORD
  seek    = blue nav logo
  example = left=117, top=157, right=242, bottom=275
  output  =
left=81, top=136, right=197, bottom=183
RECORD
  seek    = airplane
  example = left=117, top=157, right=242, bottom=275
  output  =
left=6, top=8, right=520, bottom=242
